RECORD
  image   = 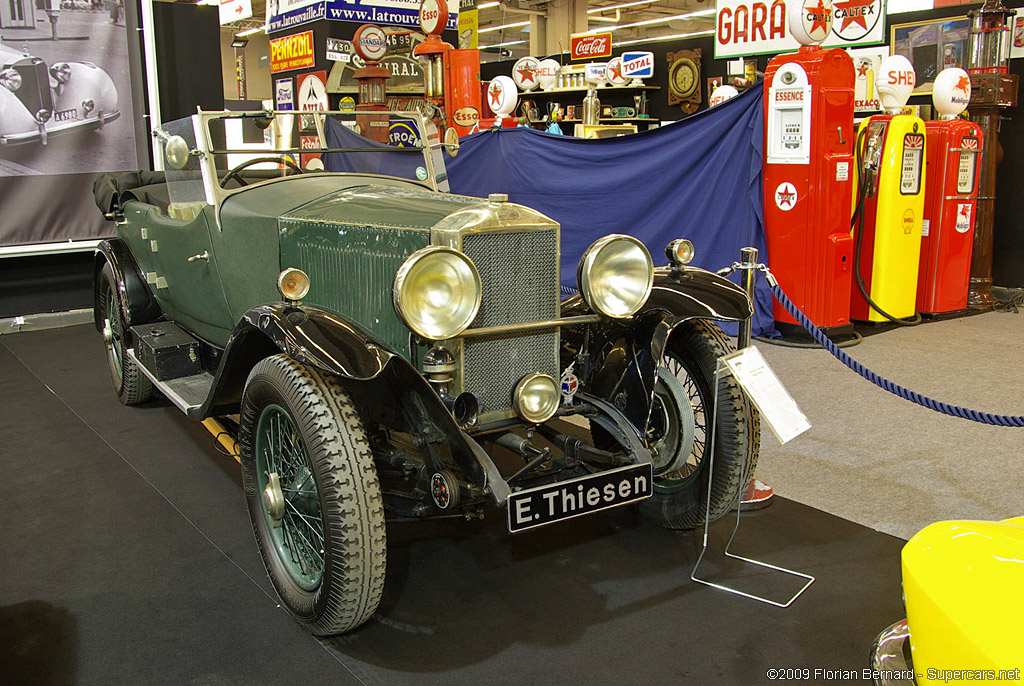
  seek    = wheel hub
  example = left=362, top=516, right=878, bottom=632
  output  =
left=263, top=471, right=285, bottom=522
left=102, top=319, right=113, bottom=344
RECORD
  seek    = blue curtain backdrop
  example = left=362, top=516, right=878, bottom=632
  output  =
left=446, top=83, right=773, bottom=338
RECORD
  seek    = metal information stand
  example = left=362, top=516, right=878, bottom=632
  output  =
left=689, top=247, right=815, bottom=608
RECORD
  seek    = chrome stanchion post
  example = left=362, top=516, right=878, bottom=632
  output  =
left=738, top=246, right=758, bottom=350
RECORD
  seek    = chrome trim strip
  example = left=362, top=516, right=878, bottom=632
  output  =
left=460, top=314, right=601, bottom=338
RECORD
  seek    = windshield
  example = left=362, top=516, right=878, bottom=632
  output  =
left=200, top=110, right=450, bottom=193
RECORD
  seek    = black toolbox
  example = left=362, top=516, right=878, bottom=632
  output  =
left=131, top=322, right=202, bottom=381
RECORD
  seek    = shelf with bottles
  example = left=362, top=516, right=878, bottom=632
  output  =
left=520, top=85, right=660, bottom=95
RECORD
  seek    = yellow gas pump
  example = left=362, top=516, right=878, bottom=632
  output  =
left=851, top=55, right=926, bottom=323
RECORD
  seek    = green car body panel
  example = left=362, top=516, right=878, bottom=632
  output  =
left=117, top=176, right=476, bottom=353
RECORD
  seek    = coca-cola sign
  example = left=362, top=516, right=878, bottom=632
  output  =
left=571, top=32, right=613, bottom=60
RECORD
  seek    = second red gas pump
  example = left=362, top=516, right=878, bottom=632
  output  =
left=917, top=68, right=984, bottom=315
left=763, top=0, right=856, bottom=338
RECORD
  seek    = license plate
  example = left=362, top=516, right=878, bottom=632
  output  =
left=507, top=463, right=653, bottom=533
left=54, top=108, right=78, bottom=122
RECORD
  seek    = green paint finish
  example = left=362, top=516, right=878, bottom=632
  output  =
left=119, top=203, right=234, bottom=345
left=282, top=185, right=478, bottom=231
left=281, top=220, right=428, bottom=357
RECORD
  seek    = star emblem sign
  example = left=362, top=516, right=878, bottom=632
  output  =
left=489, top=85, right=502, bottom=107
left=833, top=0, right=874, bottom=32
left=516, top=65, right=536, bottom=84
left=807, top=0, right=831, bottom=38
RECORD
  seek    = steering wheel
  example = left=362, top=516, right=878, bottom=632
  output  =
left=221, top=155, right=304, bottom=188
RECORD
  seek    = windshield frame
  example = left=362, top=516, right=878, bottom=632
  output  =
left=182, top=108, right=453, bottom=208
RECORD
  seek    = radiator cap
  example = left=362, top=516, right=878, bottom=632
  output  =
left=488, top=193, right=508, bottom=203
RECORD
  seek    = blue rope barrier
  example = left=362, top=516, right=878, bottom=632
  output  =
left=765, top=274, right=1024, bottom=427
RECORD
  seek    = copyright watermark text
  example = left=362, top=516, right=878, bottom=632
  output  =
left=763, top=668, right=1021, bottom=682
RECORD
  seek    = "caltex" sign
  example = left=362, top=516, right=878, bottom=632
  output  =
left=714, top=0, right=885, bottom=58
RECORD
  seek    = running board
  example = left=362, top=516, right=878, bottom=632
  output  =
left=127, top=348, right=214, bottom=414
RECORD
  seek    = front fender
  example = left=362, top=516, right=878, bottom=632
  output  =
left=93, top=238, right=163, bottom=332
left=562, top=265, right=751, bottom=429
left=198, top=304, right=488, bottom=488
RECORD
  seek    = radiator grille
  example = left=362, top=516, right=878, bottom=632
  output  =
left=462, top=228, right=560, bottom=414
left=12, top=59, right=53, bottom=120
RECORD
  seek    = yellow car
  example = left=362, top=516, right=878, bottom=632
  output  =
left=871, top=517, right=1024, bottom=684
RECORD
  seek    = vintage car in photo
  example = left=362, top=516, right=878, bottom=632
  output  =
left=91, top=109, right=760, bottom=635
left=0, top=40, right=118, bottom=145
left=870, top=516, right=1024, bottom=684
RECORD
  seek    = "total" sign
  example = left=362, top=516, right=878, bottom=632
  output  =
left=621, top=51, right=654, bottom=79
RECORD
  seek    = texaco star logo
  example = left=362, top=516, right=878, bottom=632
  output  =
left=775, top=182, right=798, bottom=211
left=856, top=61, right=871, bottom=78
left=489, top=84, right=502, bottom=107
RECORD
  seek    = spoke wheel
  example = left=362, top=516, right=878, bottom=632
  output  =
left=647, top=366, right=697, bottom=480
left=255, top=404, right=325, bottom=591
left=635, top=319, right=760, bottom=529
left=97, top=262, right=153, bottom=405
left=240, top=354, right=386, bottom=636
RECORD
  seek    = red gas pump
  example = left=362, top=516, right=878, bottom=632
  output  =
left=351, top=24, right=391, bottom=144
left=918, top=68, right=984, bottom=315
left=413, top=0, right=482, bottom=137
left=763, top=0, right=856, bottom=338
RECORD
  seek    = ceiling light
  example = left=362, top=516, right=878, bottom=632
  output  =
left=231, top=36, right=248, bottom=48
left=236, top=26, right=263, bottom=36
left=485, top=39, right=528, bottom=47
left=478, top=20, right=530, bottom=33
left=196, top=0, right=218, bottom=5
left=478, top=1, right=500, bottom=7
left=584, top=8, right=715, bottom=33
left=587, top=0, right=663, bottom=13
left=616, top=28, right=714, bottom=46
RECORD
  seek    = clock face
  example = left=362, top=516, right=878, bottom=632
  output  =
left=670, top=58, right=697, bottom=98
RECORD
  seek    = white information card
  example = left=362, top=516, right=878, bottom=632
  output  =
left=720, top=346, right=811, bottom=445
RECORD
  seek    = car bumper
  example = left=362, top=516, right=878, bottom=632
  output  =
left=870, top=619, right=917, bottom=685
left=0, top=110, right=120, bottom=145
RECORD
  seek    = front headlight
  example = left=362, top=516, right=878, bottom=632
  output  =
left=577, top=234, right=654, bottom=318
left=0, top=68, right=21, bottom=92
left=49, top=62, right=71, bottom=84
left=393, top=246, right=481, bottom=340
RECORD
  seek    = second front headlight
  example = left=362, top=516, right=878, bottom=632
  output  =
left=393, top=246, right=481, bottom=340
left=577, top=235, right=654, bottom=318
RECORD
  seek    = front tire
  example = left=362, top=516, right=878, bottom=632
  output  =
left=97, top=262, right=153, bottom=405
left=636, top=319, right=760, bottom=529
left=239, top=355, right=386, bottom=636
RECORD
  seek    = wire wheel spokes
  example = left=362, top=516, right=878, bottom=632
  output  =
left=256, top=405, right=325, bottom=591
left=104, top=288, right=124, bottom=378
left=659, top=355, right=709, bottom=486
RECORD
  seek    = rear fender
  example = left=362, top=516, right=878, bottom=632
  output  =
left=199, top=304, right=487, bottom=488
left=93, top=238, right=163, bottom=332
left=562, top=266, right=751, bottom=429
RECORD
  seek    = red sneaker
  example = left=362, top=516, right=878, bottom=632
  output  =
left=738, top=478, right=774, bottom=510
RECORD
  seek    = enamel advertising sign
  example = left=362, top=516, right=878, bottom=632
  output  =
left=270, top=31, right=315, bottom=73
left=266, top=0, right=458, bottom=32
left=715, top=0, right=885, bottom=58
left=571, top=32, right=613, bottom=60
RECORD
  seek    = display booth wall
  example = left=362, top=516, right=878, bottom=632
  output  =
left=446, top=83, right=773, bottom=337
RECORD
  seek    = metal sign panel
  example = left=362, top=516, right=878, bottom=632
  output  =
left=219, top=0, right=252, bottom=25
left=715, top=0, right=885, bottom=58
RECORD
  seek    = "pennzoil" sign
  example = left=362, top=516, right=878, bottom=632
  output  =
left=271, top=30, right=315, bottom=73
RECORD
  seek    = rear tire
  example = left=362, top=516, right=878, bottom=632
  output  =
left=97, top=262, right=153, bottom=406
left=239, top=354, right=386, bottom=636
left=636, top=319, right=760, bottom=529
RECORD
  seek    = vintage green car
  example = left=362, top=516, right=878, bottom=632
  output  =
left=92, top=109, right=759, bottom=636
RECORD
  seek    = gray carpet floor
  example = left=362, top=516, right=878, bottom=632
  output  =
left=755, top=310, right=1024, bottom=541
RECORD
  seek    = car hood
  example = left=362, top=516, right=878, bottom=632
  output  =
left=280, top=183, right=481, bottom=231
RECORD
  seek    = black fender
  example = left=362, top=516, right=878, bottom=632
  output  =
left=92, top=238, right=163, bottom=332
left=562, top=266, right=751, bottom=429
left=196, top=303, right=486, bottom=488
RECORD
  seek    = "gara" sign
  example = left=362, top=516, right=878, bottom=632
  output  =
left=714, top=0, right=884, bottom=59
